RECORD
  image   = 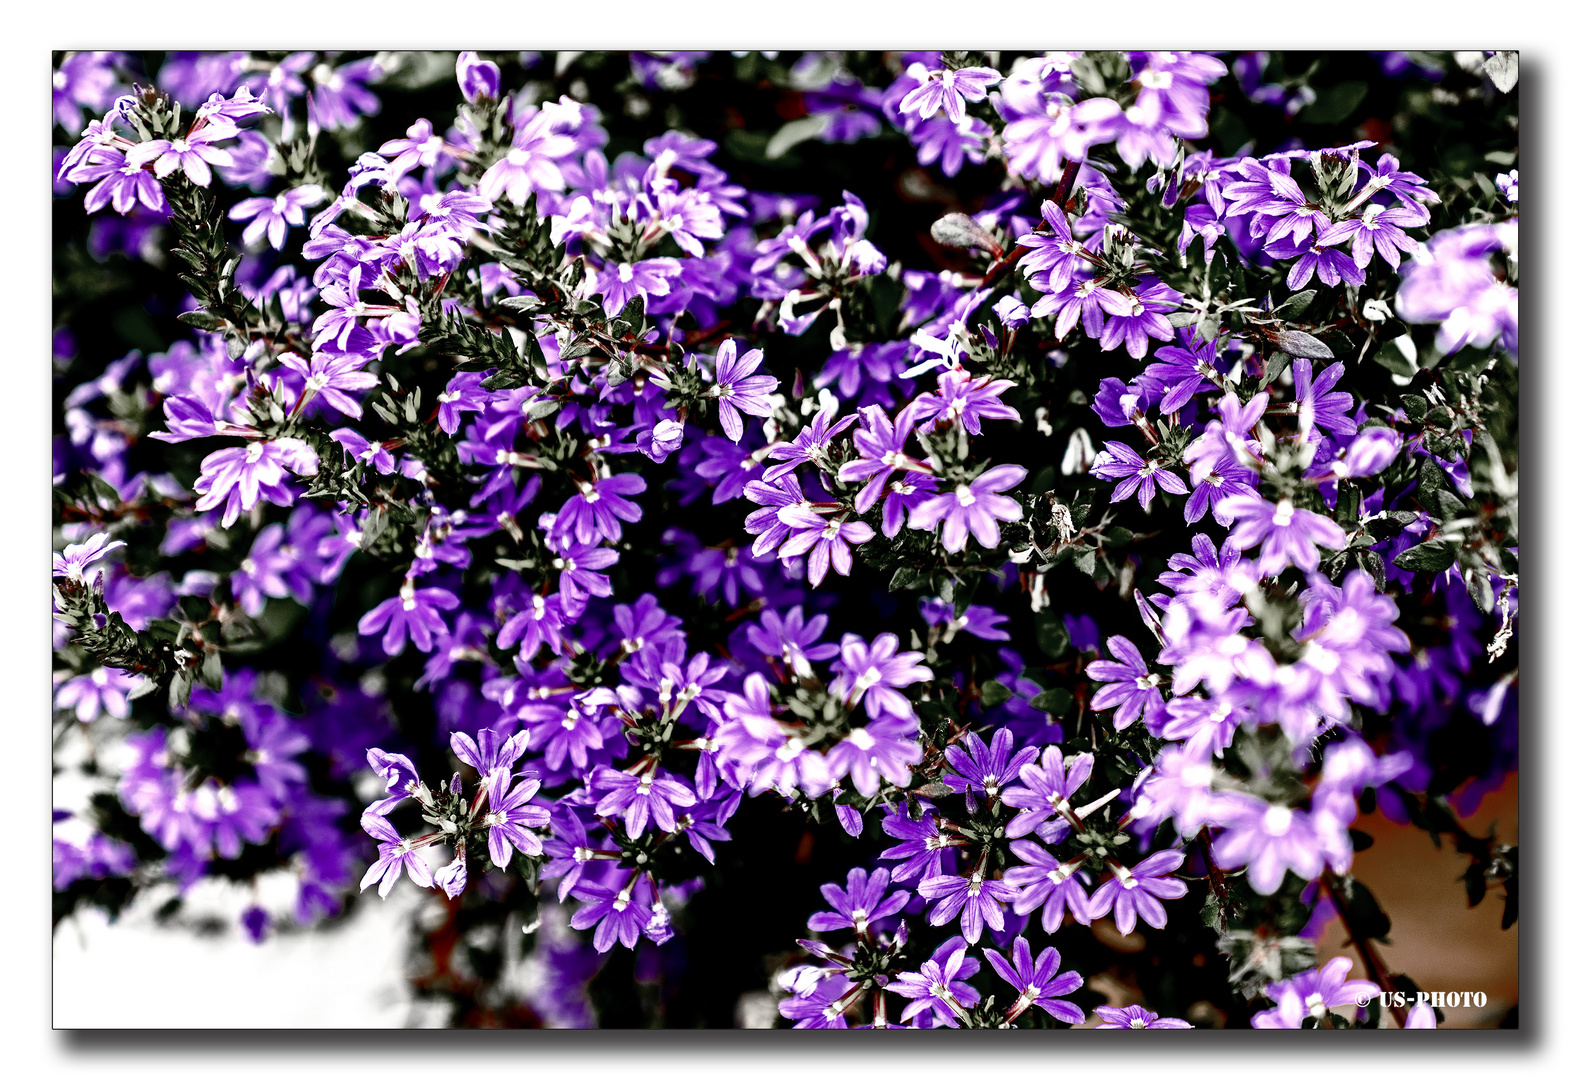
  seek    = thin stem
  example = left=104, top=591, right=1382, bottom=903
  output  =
left=1319, top=870, right=1409, bottom=1028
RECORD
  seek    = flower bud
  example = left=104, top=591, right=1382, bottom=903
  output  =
left=457, top=52, right=501, bottom=104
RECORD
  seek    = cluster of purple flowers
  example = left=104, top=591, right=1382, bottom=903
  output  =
left=53, top=49, right=1517, bottom=1030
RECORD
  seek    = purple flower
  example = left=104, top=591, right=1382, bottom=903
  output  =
left=888, top=936, right=982, bottom=1027
left=277, top=350, right=378, bottom=418
left=1354, top=153, right=1440, bottom=215
left=1098, top=277, right=1180, bottom=360
left=1087, top=848, right=1189, bottom=935
left=591, top=766, right=697, bottom=840
left=1216, top=494, right=1347, bottom=576
left=880, top=805, right=966, bottom=884
left=1086, top=636, right=1166, bottom=732
left=1003, top=841, right=1095, bottom=933
left=192, top=438, right=319, bottom=527
left=1019, top=201, right=1090, bottom=294
left=837, top=403, right=927, bottom=513
left=807, top=867, right=911, bottom=935
left=983, top=937, right=1086, bottom=1025
left=921, top=600, right=1011, bottom=643
left=1396, top=223, right=1517, bottom=358
left=1090, top=441, right=1188, bottom=511
left=357, top=580, right=460, bottom=656
left=1094, top=1004, right=1193, bottom=1029
left=1031, top=274, right=1133, bottom=340
left=1184, top=453, right=1258, bottom=526
left=746, top=605, right=838, bottom=678
left=1147, top=329, right=1224, bottom=415
left=80, top=155, right=169, bottom=216
left=478, top=109, right=575, bottom=205
left=495, top=587, right=567, bottom=660
left=826, top=716, right=924, bottom=797
left=708, top=338, right=778, bottom=441
left=229, top=185, right=327, bottom=250
left=1209, top=794, right=1325, bottom=895
left=590, top=258, right=683, bottom=318
left=1252, top=957, right=1381, bottom=1028
left=1270, top=233, right=1367, bottom=292
left=53, top=531, right=125, bottom=583
left=569, top=872, right=653, bottom=953
left=359, top=812, right=435, bottom=898
left=481, top=772, right=550, bottom=868
left=456, top=52, right=501, bottom=104
left=776, top=507, right=876, bottom=587
left=125, top=121, right=238, bottom=187
left=907, top=465, right=1027, bottom=552
left=829, top=633, right=934, bottom=722
left=779, top=972, right=858, bottom=1029
left=1290, top=360, right=1357, bottom=441
left=1000, top=745, right=1094, bottom=842
left=918, top=869, right=1018, bottom=943
left=551, top=472, right=646, bottom=545
left=550, top=539, right=618, bottom=614
left=1321, top=203, right=1426, bottom=269
left=1002, top=94, right=1122, bottom=183
left=450, top=727, right=530, bottom=781
left=54, top=666, right=139, bottom=722
left=764, top=409, right=855, bottom=483
left=905, top=371, right=1020, bottom=435
left=899, top=64, right=1001, bottom=124
left=944, top=729, right=1036, bottom=805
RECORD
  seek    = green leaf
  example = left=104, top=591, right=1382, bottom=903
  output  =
left=1035, top=613, right=1071, bottom=659
left=979, top=680, right=1013, bottom=707
left=498, top=294, right=543, bottom=314
left=609, top=294, right=645, bottom=339
left=1393, top=540, right=1459, bottom=573
left=1029, top=688, right=1073, bottom=715
left=1372, top=340, right=1418, bottom=378
left=1072, top=548, right=1097, bottom=576
left=1466, top=571, right=1496, bottom=615
left=176, top=309, right=229, bottom=332
left=1262, top=350, right=1293, bottom=386
left=1275, top=329, right=1334, bottom=360
left=766, top=113, right=831, bottom=159
left=1298, top=81, right=1368, bottom=125
left=1346, top=877, right=1392, bottom=942
left=1275, top=289, right=1317, bottom=321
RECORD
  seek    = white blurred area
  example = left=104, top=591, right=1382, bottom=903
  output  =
left=53, top=874, right=426, bottom=1028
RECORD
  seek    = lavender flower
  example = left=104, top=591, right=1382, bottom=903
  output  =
left=899, top=64, right=1001, bottom=124
left=907, top=465, right=1027, bottom=552
left=1090, top=442, right=1189, bottom=512
left=1087, top=849, right=1189, bottom=935
left=984, top=937, right=1085, bottom=1025
left=806, top=867, right=911, bottom=935
left=1094, top=1004, right=1193, bottom=1029
left=829, top=633, right=934, bottom=722
left=888, top=936, right=982, bottom=1027
left=1216, top=495, right=1347, bottom=576
left=1086, top=636, right=1167, bottom=732
left=707, top=338, right=778, bottom=441
left=359, top=812, right=435, bottom=898
left=357, top=580, right=460, bottom=656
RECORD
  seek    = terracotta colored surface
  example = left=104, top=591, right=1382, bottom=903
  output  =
left=1317, top=772, right=1519, bottom=1028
